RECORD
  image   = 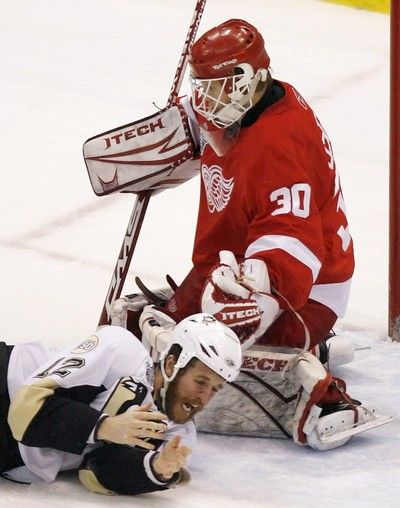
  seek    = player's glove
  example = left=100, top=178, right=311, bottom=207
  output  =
left=110, top=286, right=174, bottom=329
left=139, top=305, right=176, bottom=360
left=201, top=251, right=280, bottom=349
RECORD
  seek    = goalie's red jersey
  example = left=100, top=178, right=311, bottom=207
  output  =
left=192, top=81, right=354, bottom=317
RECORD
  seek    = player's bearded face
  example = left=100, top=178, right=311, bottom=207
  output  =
left=164, top=360, right=224, bottom=424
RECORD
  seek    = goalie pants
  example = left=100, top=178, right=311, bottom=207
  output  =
left=164, top=267, right=337, bottom=349
left=0, top=341, right=24, bottom=474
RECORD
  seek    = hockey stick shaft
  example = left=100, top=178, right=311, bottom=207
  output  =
left=98, top=0, right=207, bottom=326
left=167, top=0, right=207, bottom=107
left=98, top=191, right=151, bottom=325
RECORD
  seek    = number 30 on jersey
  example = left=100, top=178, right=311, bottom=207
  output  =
left=270, top=183, right=311, bottom=218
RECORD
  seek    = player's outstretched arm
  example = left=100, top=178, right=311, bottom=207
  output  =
left=79, top=434, right=192, bottom=495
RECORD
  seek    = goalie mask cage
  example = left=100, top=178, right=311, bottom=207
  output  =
left=389, top=0, right=400, bottom=340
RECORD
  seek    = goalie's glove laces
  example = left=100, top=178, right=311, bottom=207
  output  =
left=202, top=250, right=312, bottom=357
left=201, top=251, right=280, bottom=350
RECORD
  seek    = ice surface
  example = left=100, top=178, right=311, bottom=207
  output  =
left=0, top=1, right=397, bottom=506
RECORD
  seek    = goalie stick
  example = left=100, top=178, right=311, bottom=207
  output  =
left=98, top=0, right=207, bottom=326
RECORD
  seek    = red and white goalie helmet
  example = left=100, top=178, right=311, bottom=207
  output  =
left=159, top=313, right=242, bottom=384
left=189, top=19, right=270, bottom=128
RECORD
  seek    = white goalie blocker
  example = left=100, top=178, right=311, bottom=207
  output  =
left=83, top=104, right=200, bottom=196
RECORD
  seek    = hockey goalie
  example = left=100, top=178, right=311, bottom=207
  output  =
left=86, top=18, right=393, bottom=451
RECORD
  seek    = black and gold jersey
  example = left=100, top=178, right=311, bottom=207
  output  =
left=6, top=325, right=196, bottom=493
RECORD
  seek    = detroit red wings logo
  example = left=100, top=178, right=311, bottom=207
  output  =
left=201, top=164, right=234, bottom=213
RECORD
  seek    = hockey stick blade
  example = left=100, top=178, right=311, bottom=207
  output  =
left=320, top=414, right=394, bottom=443
left=134, top=276, right=168, bottom=307
left=166, top=274, right=178, bottom=291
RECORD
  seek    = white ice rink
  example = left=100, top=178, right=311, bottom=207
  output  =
left=0, top=0, right=398, bottom=506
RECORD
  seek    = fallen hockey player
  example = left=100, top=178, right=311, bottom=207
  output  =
left=0, top=314, right=242, bottom=494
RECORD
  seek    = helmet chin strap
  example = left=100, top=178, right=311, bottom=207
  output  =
left=159, top=385, right=168, bottom=412
left=159, top=359, right=180, bottom=412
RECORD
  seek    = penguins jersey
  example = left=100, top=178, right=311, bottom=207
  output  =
left=192, top=81, right=354, bottom=317
left=6, top=325, right=196, bottom=494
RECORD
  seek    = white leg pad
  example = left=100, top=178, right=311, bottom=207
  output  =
left=295, top=352, right=329, bottom=393
left=292, top=352, right=332, bottom=445
left=194, top=345, right=302, bottom=438
left=325, top=335, right=355, bottom=368
left=312, top=335, right=355, bottom=369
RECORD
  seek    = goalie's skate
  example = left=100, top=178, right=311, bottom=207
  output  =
left=306, top=402, right=394, bottom=450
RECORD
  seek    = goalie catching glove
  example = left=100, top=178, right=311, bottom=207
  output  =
left=201, top=251, right=280, bottom=349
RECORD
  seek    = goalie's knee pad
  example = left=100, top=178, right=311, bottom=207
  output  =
left=311, top=335, right=355, bottom=369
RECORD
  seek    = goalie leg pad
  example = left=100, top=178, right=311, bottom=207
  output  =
left=293, top=353, right=394, bottom=450
left=310, top=334, right=355, bottom=369
left=194, top=346, right=301, bottom=438
left=292, top=352, right=332, bottom=445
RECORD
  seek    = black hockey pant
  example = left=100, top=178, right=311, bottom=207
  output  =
left=0, top=341, right=24, bottom=474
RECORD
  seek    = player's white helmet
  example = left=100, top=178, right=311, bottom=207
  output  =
left=159, top=313, right=242, bottom=385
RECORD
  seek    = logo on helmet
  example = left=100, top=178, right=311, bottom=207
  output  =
left=202, top=315, right=216, bottom=324
left=225, top=357, right=235, bottom=367
left=212, top=58, right=238, bottom=71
